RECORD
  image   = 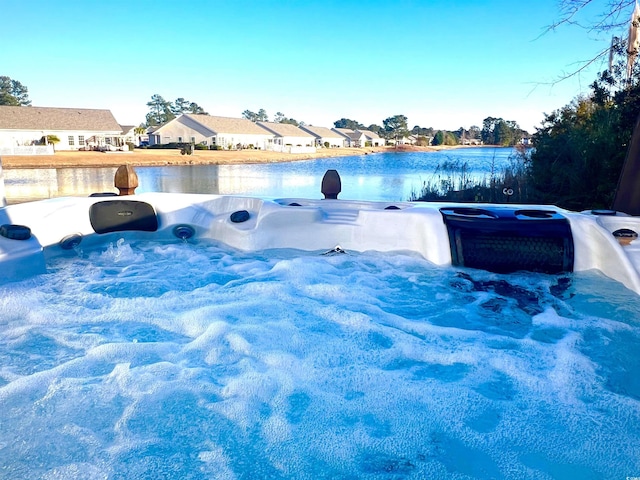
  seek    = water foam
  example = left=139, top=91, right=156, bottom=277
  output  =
left=0, top=239, right=638, bottom=478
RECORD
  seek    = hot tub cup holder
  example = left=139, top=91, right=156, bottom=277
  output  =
left=515, top=209, right=557, bottom=219
left=439, top=207, right=499, bottom=219
left=613, top=228, right=638, bottom=246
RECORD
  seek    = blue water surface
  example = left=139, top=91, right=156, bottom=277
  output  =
left=4, top=147, right=518, bottom=203
left=135, top=147, right=518, bottom=201
left=0, top=238, right=638, bottom=479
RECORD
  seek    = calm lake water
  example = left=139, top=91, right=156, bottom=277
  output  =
left=3, top=147, right=518, bottom=204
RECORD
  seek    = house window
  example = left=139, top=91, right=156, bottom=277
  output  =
left=191, top=137, right=195, bottom=143
left=178, top=136, right=183, bottom=143
left=68, top=136, right=75, bottom=146
left=78, top=135, right=85, bottom=146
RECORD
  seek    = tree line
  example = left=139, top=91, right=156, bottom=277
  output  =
left=145, top=99, right=528, bottom=146
left=145, top=94, right=208, bottom=127
left=527, top=53, right=640, bottom=210
left=0, top=80, right=527, bottom=147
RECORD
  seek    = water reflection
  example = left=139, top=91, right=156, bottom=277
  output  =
left=4, top=167, right=118, bottom=204
left=4, top=148, right=518, bottom=204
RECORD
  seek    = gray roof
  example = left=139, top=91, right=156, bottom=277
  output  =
left=119, top=124, right=136, bottom=134
left=300, top=125, right=344, bottom=138
left=257, top=121, right=315, bottom=138
left=359, top=129, right=382, bottom=139
left=0, top=106, right=122, bottom=132
left=185, top=114, right=271, bottom=135
left=333, top=127, right=364, bottom=141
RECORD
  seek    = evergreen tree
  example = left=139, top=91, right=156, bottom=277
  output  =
left=529, top=58, right=640, bottom=210
left=188, top=102, right=207, bottom=114
left=171, top=98, right=208, bottom=116
left=366, top=124, right=383, bottom=135
left=431, top=130, right=457, bottom=146
left=481, top=117, right=523, bottom=146
left=333, top=118, right=364, bottom=130
left=0, top=76, right=31, bottom=106
left=146, top=94, right=174, bottom=127
left=243, top=108, right=268, bottom=122
left=383, top=115, right=409, bottom=142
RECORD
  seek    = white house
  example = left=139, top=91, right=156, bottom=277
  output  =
left=298, top=125, right=346, bottom=148
left=148, top=114, right=274, bottom=149
left=332, top=128, right=367, bottom=148
left=359, top=129, right=385, bottom=147
left=257, top=122, right=316, bottom=153
left=0, top=106, right=123, bottom=151
left=119, top=125, right=140, bottom=146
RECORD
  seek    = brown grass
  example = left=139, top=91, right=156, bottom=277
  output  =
left=1, top=145, right=451, bottom=169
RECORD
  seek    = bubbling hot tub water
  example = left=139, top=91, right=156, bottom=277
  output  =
left=0, top=238, right=639, bottom=479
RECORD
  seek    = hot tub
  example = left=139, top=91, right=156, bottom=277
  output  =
left=1, top=193, right=640, bottom=295
left=1, top=193, right=639, bottom=478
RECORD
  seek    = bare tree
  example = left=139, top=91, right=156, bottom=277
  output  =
left=544, top=1, right=638, bottom=82
left=548, top=0, right=635, bottom=33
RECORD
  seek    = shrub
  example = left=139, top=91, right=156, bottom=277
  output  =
left=409, top=152, right=531, bottom=203
left=324, top=141, right=330, bottom=148
left=148, top=142, right=198, bottom=150
left=194, top=144, right=208, bottom=150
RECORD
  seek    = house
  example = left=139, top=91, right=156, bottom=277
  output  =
left=119, top=125, right=139, bottom=146
left=148, top=114, right=274, bottom=149
left=257, top=122, right=316, bottom=153
left=520, top=136, right=532, bottom=146
left=359, top=129, right=385, bottom=147
left=0, top=106, right=124, bottom=151
left=387, top=135, right=416, bottom=146
left=332, top=128, right=367, bottom=148
left=298, top=125, right=346, bottom=148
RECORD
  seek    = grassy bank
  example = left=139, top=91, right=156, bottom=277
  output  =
left=1, top=145, right=457, bottom=169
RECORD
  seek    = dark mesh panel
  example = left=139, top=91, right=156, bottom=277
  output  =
left=441, top=207, right=574, bottom=274
left=455, top=231, right=572, bottom=274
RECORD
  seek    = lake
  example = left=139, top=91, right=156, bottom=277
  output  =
left=2, top=147, right=519, bottom=204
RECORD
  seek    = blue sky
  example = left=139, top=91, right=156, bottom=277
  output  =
left=0, top=0, right=629, bottom=132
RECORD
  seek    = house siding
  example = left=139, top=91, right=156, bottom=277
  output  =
left=150, top=115, right=274, bottom=149
left=0, top=106, right=123, bottom=151
left=0, top=128, right=124, bottom=150
left=299, top=125, right=346, bottom=147
left=257, top=122, right=316, bottom=150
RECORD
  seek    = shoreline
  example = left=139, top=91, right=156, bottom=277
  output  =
left=1, top=145, right=464, bottom=170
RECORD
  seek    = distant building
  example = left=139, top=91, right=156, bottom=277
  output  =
left=520, top=136, right=532, bottom=146
left=148, top=114, right=273, bottom=149
left=0, top=106, right=123, bottom=151
left=359, top=129, right=385, bottom=147
left=332, top=128, right=366, bottom=147
left=299, top=125, right=346, bottom=147
left=257, top=122, right=315, bottom=151
left=119, top=125, right=138, bottom=145
left=148, top=114, right=321, bottom=153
